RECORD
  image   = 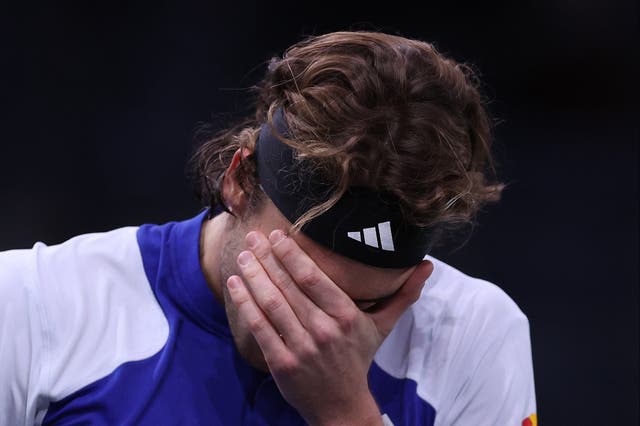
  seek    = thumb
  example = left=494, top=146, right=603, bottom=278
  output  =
left=368, top=260, right=434, bottom=337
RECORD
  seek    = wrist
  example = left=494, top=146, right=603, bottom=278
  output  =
left=307, top=391, right=383, bottom=426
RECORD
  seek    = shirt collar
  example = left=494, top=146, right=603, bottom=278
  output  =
left=169, top=208, right=230, bottom=335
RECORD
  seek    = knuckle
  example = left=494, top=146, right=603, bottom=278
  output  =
left=242, top=265, right=260, bottom=280
left=232, top=290, right=252, bottom=306
left=311, top=318, right=338, bottom=346
left=297, top=340, right=318, bottom=360
left=336, top=309, right=358, bottom=333
left=271, top=269, right=293, bottom=291
left=298, top=267, right=319, bottom=289
left=252, top=242, right=271, bottom=262
left=247, top=316, right=268, bottom=334
left=272, top=355, right=300, bottom=376
left=314, top=328, right=335, bottom=346
left=262, top=294, right=284, bottom=314
left=277, top=240, right=297, bottom=261
left=273, top=238, right=299, bottom=264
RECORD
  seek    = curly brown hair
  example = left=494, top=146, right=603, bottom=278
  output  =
left=190, top=31, right=505, bottom=248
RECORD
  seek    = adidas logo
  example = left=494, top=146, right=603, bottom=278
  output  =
left=347, top=221, right=395, bottom=251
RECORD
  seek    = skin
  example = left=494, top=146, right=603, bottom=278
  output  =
left=200, top=149, right=434, bottom=426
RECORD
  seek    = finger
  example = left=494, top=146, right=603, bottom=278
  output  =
left=368, top=260, right=434, bottom=337
left=225, top=275, right=288, bottom=357
left=250, top=231, right=345, bottom=345
left=236, top=249, right=306, bottom=346
left=269, top=229, right=354, bottom=319
left=245, top=231, right=318, bottom=326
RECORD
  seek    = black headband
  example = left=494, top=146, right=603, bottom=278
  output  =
left=254, top=108, right=436, bottom=268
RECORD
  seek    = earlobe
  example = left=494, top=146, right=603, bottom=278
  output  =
left=221, top=171, right=241, bottom=213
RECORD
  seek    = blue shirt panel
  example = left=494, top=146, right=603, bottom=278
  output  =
left=42, top=211, right=436, bottom=425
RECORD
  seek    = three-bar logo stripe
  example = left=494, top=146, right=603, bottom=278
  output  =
left=347, top=221, right=395, bottom=251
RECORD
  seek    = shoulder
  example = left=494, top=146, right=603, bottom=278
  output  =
left=0, top=246, right=38, bottom=305
left=0, top=227, right=144, bottom=280
left=0, top=247, right=48, bottom=425
left=375, top=255, right=535, bottom=415
left=378, top=254, right=529, bottom=359
left=420, top=255, right=528, bottom=328
left=0, top=228, right=148, bottom=329
left=2, top=227, right=169, bottom=401
left=12, top=227, right=152, bottom=321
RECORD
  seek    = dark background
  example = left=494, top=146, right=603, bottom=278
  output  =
left=1, top=1, right=637, bottom=424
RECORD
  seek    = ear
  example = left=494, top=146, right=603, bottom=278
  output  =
left=222, top=148, right=253, bottom=215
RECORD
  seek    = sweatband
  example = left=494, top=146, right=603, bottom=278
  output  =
left=254, top=108, right=436, bottom=268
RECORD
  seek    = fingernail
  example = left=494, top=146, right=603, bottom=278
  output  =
left=246, top=232, right=259, bottom=249
left=227, top=276, right=240, bottom=290
left=269, top=230, right=285, bottom=246
left=238, top=251, right=253, bottom=266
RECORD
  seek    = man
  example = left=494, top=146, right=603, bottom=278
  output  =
left=0, top=31, right=537, bottom=425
